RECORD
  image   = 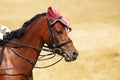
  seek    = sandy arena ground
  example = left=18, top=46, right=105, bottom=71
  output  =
left=0, top=0, right=120, bottom=80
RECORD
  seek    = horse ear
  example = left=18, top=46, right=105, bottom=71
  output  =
left=68, top=27, right=72, bottom=32
left=47, top=6, right=61, bottom=20
left=51, top=6, right=60, bottom=14
left=47, top=6, right=70, bottom=26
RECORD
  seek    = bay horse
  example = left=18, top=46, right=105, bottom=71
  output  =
left=0, top=6, right=78, bottom=80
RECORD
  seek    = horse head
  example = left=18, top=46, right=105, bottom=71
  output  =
left=42, top=6, right=78, bottom=62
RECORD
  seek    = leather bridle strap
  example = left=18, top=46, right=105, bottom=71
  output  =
left=55, top=39, right=72, bottom=48
left=49, top=16, right=62, bottom=24
left=47, top=16, right=72, bottom=49
left=4, top=40, right=53, bottom=52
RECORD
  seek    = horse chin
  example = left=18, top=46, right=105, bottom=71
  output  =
left=53, top=48, right=76, bottom=62
left=63, top=53, right=72, bottom=62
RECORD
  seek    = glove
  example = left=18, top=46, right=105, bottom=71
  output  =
left=0, top=32, right=3, bottom=40
left=1, top=25, right=11, bottom=34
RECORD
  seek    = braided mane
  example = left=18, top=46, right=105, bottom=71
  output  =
left=4, top=13, right=47, bottom=40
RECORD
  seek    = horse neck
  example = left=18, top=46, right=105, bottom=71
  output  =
left=15, top=17, right=47, bottom=53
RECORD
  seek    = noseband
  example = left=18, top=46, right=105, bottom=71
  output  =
left=47, top=16, right=72, bottom=52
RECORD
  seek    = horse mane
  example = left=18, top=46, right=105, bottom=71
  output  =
left=4, top=13, right=47, bottom=41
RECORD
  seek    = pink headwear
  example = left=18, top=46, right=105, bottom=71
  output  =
left=46, top=6, right=70, bottom=26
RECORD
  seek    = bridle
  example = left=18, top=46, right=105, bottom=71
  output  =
left=0, top=16, right=72, bottom=70
left=47, top=16, right=72, bottom=50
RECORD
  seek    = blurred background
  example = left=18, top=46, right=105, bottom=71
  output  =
left=0, top=0, right=120, bottom=80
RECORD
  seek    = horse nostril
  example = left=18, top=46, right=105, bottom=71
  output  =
left=72, top=51, right=78, bottom=60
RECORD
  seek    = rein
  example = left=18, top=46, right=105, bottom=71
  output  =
left=4, top=40, right=53, bottom=52
left=0, top=40, right=63, bottom=71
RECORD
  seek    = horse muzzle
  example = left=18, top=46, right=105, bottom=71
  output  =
left=63, top=50, right=78, bottom=62
left=53, top=48, right=78, bottom=62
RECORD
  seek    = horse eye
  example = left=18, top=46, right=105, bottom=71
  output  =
left=57, top=30, right=63, bottom=34
left=65, top=27, right=72, bottom=33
